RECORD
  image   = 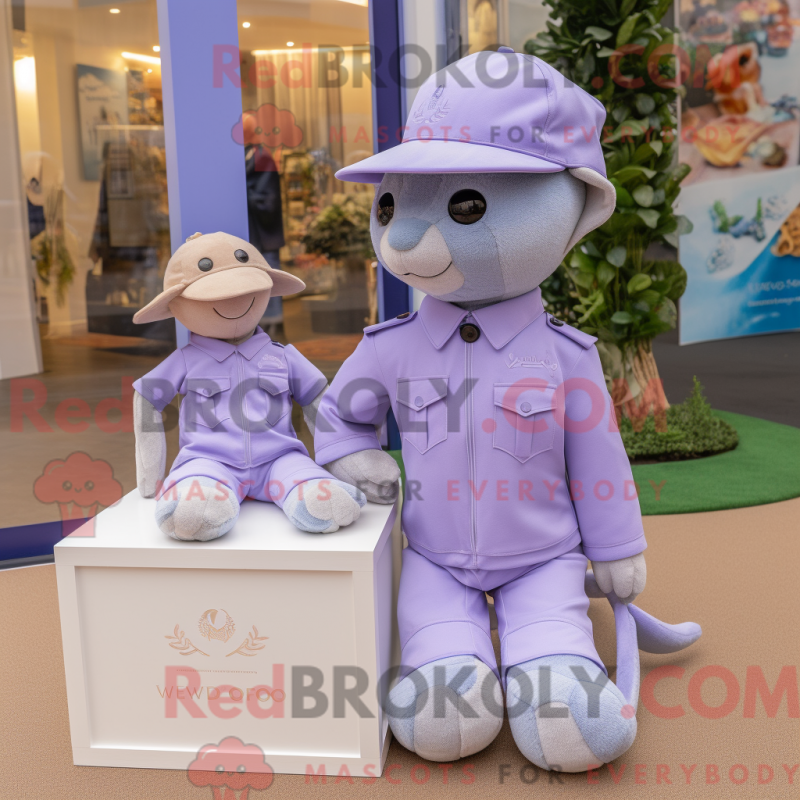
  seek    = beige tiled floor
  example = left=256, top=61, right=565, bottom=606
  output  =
left=2, top=499, right=798, bottom=799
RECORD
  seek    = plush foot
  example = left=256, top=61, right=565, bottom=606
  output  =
left=284, top=479, right=366, bottom=533
left=156, top=477, right=240, bottom=542
left=506, top=655, right=636, bottom=773
left=387, top=656, right=503, bottom=761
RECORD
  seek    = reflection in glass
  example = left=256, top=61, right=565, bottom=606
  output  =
left=445, top=0, right=549, bottom=58
left=12, top=3, right=171, bottom=346
left=237, top=6, right=377, bottom=355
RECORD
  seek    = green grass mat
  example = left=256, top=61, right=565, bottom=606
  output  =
left=387, top=411, right=800, bottom=517
left=631, top=411, right=800, bottom=514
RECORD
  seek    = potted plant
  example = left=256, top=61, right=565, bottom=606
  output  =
left=301, top=193, right=375, bottom=267
left=300, top=193, right=377, bottom=333
left=33, top=186, right=76, bottom=307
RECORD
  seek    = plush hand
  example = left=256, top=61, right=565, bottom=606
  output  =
left=133, top=390, right=166, bottom=498
left=284, top=479, right=367, bottom=533
left=592, top=553, right=647, bottom=604
left=323, top=450, right=401, bottom=505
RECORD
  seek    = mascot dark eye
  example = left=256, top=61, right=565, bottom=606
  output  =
left=234, top=249, right=249, bottom=263
left=377, top=193, right=395, bottom=226
left=448, top=189, right=486, bottom=224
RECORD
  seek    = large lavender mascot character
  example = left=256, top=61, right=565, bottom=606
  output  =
left=312, top=49, right=701, bottom=771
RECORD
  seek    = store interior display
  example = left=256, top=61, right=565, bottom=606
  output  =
left=88, top=126, right=171, bottom=339
left=238, top=45, right=377, bottom=342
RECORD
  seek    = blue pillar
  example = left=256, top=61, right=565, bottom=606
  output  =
left=157, top=0, right=248, bottom=346
left=370, top=0, right=408, bottom=450
left=370, top=0, right=412, bottom=325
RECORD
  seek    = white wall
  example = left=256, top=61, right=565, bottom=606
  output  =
left=0, top=0, right=43, bottom=379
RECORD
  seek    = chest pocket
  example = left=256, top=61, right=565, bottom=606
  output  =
left=396, top=377, right=448, bottom=454
left=258, top=369, right=291, bottom=427
left=185, top=377, right=231, bottom=429
left=493, top=382, right=556, bottom=463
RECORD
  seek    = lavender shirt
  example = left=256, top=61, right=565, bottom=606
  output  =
left=134, top=328, right=326, bottom=471
left=315, top=289, right=647, bottom=571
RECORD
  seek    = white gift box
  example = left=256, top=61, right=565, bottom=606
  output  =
left=55, top=490, right=402, bottom=778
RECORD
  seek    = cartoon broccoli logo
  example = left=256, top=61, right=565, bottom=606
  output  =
left=232, top=103, right=303, bottom=171
left=188, top=736, right=273, bottom=800
left=33, top=452, right=123, bottom=537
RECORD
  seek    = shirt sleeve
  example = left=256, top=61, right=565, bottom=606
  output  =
left=132, top=349, right=187, bottom=413
left=563, top=345, right=647, bottom=562
left=284, top=345, right=328, bottom=407
left=313, top=334, right=391, bottom=466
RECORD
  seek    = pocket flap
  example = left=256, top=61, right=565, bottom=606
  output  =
left=187, top=377, right=230, bottom=397
left=494, top=383, right=556, bottom=417
left=396, top=377, right=448, bottom=410
left=259, top=371, right=290, bottom=396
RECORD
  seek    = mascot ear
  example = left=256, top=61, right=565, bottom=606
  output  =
left=563, top=167, right=617, bottom=254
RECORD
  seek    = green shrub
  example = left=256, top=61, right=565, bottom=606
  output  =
left=525, top=0, right=693, bottom=421
left=621, top=378, right=738, bottom=462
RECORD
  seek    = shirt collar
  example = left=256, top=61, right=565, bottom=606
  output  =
left=418, top=288, right=545, bottom=350
left=189, top=327, right=270, bottom=362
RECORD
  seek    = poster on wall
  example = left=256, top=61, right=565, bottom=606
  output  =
left=678, top=168, right=800, bottom=342
left=76, top=64, right=129, bottom=181
left=677, top=0, right=800, bottom=343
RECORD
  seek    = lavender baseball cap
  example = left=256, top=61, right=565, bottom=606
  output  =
left=337, top=48, right=616, bottom=244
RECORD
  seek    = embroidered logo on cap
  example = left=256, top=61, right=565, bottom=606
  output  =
left=413, top=85, right=450, bottom=124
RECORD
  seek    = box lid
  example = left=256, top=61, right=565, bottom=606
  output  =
left=55, top=490, right=398, bottom=571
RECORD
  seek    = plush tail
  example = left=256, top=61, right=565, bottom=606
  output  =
left=584, top=570, right=702, bottom=709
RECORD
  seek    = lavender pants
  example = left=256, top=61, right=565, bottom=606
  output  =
left=398, top=545, right=603, bottom=679
left=165, top=451, right=331, bottom=509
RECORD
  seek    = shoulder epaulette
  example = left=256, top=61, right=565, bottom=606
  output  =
left=546, top=316, right=597, bottom=349
left=364, top=311, right=418, bottom=335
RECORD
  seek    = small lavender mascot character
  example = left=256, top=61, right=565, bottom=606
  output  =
left=132, top=231, right=365, bottom=540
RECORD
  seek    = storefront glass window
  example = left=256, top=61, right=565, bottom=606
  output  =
left=446, top=0, right=548, bottom=58
left=5, top=0, right=170, bottom=530
left=13, top=0, right=171, bottom=346
left=236, top=1, right=376, bottom=377
left=467, top=0, right=500, bottom=52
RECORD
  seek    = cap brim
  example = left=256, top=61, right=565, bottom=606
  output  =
left=336, top=140, right=565, bottom=183
left=132, top=284, right=185, bottom=325
left=182, top=267, right=274, bottom=301
left=133, top=266, right=306, bottom=325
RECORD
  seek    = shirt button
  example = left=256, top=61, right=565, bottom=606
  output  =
left=414, top=396, right=424, bottom=408
left=550, top=316, right=565, bottom=327
left=520, top=401, right=532, bottom=414
left=460, top=323, right=480, bottom=343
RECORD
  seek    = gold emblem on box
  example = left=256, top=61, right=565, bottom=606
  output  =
left=165, top=609, right=268, bottom=658
left=198, top=608, right=236, bottom=642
